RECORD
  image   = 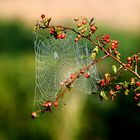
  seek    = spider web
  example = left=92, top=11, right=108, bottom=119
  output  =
left=33, top=32, right=102, bottom=111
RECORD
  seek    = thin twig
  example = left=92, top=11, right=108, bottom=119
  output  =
left=55, top=54, right=109, bottom=102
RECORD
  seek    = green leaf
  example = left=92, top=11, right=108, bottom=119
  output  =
left=137, top=102, right=140, bottom=107
left=100, top=90, right=108, bottom=100
left=112, top=65, right=117, bottom=73
left=124, top=81, right=129, bottom=88
left=92, top=46, right=98, bottom=54
left=124, top=89, right=129, bottom=95
left=91, top=52, right=96, bottom=60
left=134, top=86, right=140, bottom=92
left=116, top=53, right=121, bottom=59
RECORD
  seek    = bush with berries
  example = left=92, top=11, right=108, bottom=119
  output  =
left=32, top=14, right=140, bottom=119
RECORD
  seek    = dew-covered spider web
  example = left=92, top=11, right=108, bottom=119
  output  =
left=33, top=32, right=102, bottom=112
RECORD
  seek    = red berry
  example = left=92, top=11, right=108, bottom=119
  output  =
left=105, top=79, right=109, bottom=84
left=136, top=93, right=140, bottom=97
left=105, top=34, right=110, bottom=39
left=115, top=85, right=121, bottom=90
left=111, top=46, right=115, bottom=50
left=54, top=101, right=59, bottom=107
left=50, top=28, right=55, bottom=34
left=41, top=14, right=45, bottom=18
left=103, top=35, right=110, bottom=43
left=82, top=20, right=87, bottom=24
left=106, top=39, right=110, bottom=43
left=134, top=96, right=138, bottom=101
left=114, top=51, right=119, bottom=55
left=128, top=60, right=132, bottom=64
left=101, top=79, right=105, bottom=83
left=135, top=54, right=138, bottom=59
left=48, top=102, right=52, bottom=107
left=77, top=34, right=81, bottom=38
left=136, top=81, right=140, bottom=87
left=74, top=17, right=79, bottom=21
left=110, top=90, right=115, bottom=96
left=112, top=42, right=116, bottom=46
left=31, top=112, right=37, bottom=119
left=80, top=69, right=85, bottom=74
left=127, top=57, right=132, bottom=61
left=70, top=73, right=75, bottom=79
left=113, top=40, right=118, bottom=45
left=90, top=25, right=96, bottom=32
left=42, top=102, right=49, bottom=107
left=61, top=34, right=66, bottom=39
left=111, top=40, right=118, bottom=50
left=75, top=38, right=79, bottom=42
left=100, top=79, right=105, bottom=87
left=77, top=23, right=82, bottom=27
left=126, top=63, right=131, bottom=67
left=111, top=42, right=118, bottom=50
left=84, top=73, right=90, bottom=78
left=57, top=34, right=62, bottom=39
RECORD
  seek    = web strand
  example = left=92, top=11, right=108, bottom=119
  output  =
left=33, top=32, right=102, bottom=111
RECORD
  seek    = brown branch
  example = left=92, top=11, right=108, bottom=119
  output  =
left=32, top=18, right=140, bottom=118
left=55, top=54, right=109, bottom=102
left=109, top=67, right=125, bottom=83
left=32, top=54, right=109, bottom=117
left=87, top=37, right=140, bottom=79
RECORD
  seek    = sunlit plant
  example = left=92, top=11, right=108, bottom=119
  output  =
left=32, top=14, right=140, bottom=119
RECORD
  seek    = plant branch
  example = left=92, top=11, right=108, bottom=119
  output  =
left=55, top=54, right=109, bottom=102
left=87, top=37, right=140, bottom=79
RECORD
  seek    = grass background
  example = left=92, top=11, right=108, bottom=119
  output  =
left=0, top=20, right=140, bottom=140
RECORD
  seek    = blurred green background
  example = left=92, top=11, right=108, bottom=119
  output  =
left=0, top=19, right=140, bottom=140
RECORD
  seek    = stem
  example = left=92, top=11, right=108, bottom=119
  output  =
left=87, top=37, right=140, bottom=79
left=109, top=67, right=125, bottom=83
left=55, top=54, right=109, bottom=102
left=33, top=19, right=140, bottom=117
left=39, top=23, right=140, bottom=100
left=109, top=53, right=140, bottom=79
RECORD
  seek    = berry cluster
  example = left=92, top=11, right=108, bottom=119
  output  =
left=74, top=35, right=81, bottom=42
left=103, top=34, right=110, bottom=43
left=74, top=17, right=97, bottom=42
left=125, top=54, right=139, bottom=68
left=60, top=70, right=90, bottom=88
left=31, top=101, right=59, bottom=119
left=126, top=56, right=132, bottom=67
left=50, top=27, right=66, bottom=39
left=69, top=72, right=90, bottom=79
left=99, top=73, right=111, bottom=87
left=134, top=93, right=140, bottom=102
left=111, top=40, right=118, bottom=50
left=34, top=14, right=66, bottom=39
left=108, top=78, right=140, bottom=101
left=32, top=15, right=140, bottom=119
left=42, top=101, right=58, bottom=107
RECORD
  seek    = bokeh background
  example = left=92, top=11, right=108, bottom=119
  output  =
left=0, top=0, right=140, bottom=140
